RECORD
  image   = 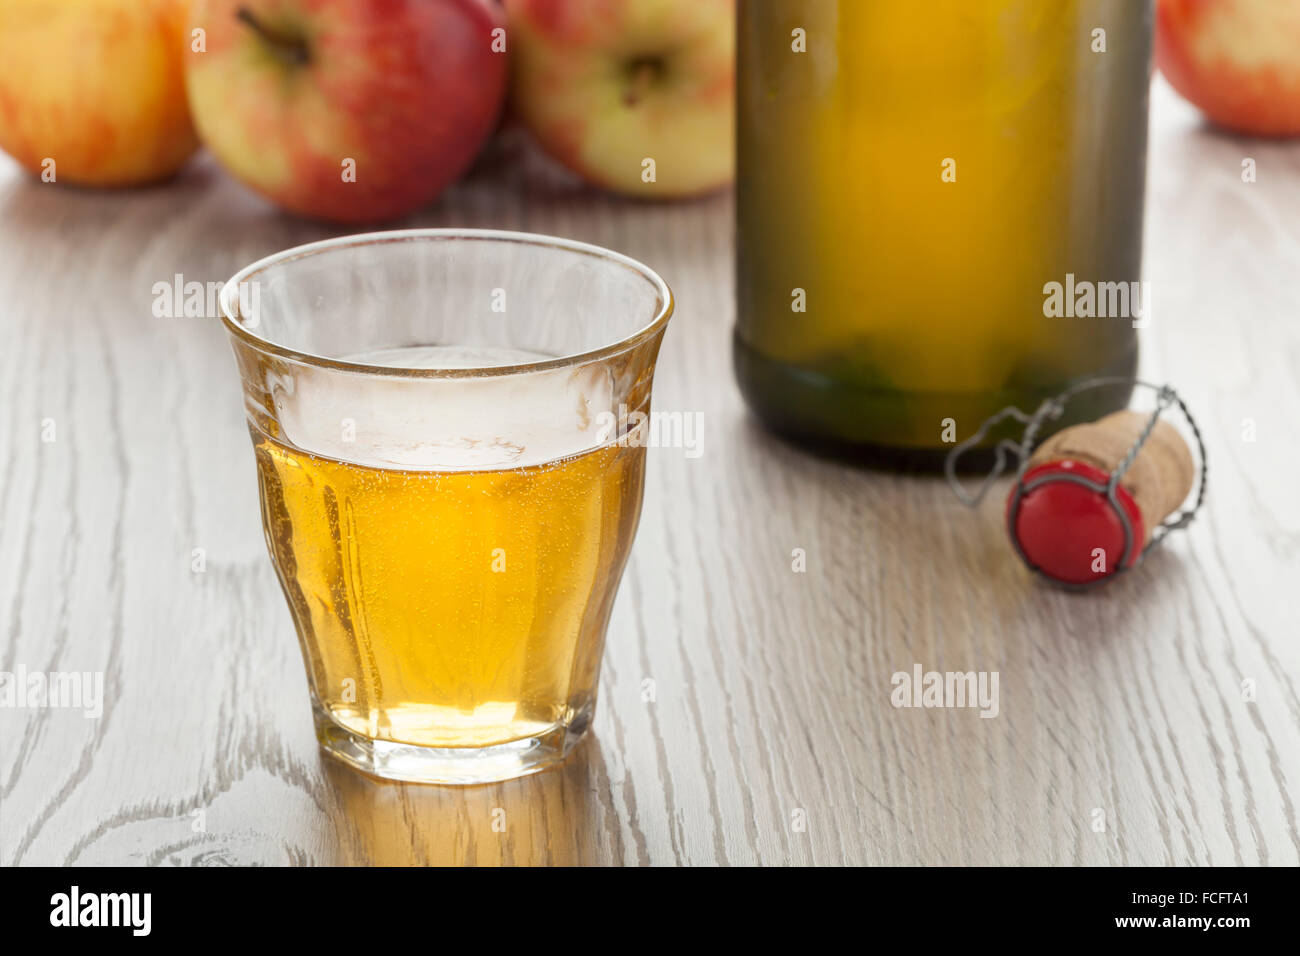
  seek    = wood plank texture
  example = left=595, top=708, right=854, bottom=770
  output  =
left=1, top=81, right=1297, bottom=866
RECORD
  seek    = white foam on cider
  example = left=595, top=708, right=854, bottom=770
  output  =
left=272, top=344, right=615, bottom=471
left=347, top=344, right=553, bottom=370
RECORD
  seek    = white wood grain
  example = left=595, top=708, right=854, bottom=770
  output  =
left=1, top=81, right=1297, bottom=866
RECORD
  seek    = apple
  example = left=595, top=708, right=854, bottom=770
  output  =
left=1157, top=0, right=1300, bottom=137
left=185, top=0, right=507, bottom=223
left=0, top=0, right=198, bottom=187
left=504, top=0, right=734, bottom=198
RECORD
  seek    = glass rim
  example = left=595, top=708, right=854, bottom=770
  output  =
left=218, top=228, right=674, bottom=379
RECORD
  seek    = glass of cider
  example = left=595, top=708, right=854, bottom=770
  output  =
left=220, top=230, right=673, bottom=785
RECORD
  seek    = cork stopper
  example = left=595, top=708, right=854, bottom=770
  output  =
left=1027, top=410, right=1196, bottom=543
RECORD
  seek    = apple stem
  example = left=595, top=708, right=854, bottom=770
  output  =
left=235, top=7, right=311, bottom=67
left=623, top=58, right=663, bottom=108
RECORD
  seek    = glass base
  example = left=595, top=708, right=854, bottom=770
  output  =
left=312, top=700, right=593, bottom=785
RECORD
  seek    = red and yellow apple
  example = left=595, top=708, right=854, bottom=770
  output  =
left=504, top=0, right=734, bottom=198
left=1157, top=0, right=1300, bottom=137
left=0, top=0, right=198, bottom=187
left=185, top=0, right=507, bottom=222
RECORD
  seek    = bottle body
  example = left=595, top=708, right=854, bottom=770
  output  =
left=735, top=1, right=1153, bottom=465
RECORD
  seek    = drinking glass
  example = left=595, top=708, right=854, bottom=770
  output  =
left=219, top=230, right=673, bottom=784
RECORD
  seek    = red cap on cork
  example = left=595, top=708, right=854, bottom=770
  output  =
left=1002, top=409, right=1198, bottom=586
left=1007, top=460, right=1145, bottom=585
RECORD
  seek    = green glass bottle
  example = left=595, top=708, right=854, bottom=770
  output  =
left=735, top=0, right=1152, bottom=466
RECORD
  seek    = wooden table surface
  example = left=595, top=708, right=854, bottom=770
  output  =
left=2, top=81, right=1297, bottom=867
